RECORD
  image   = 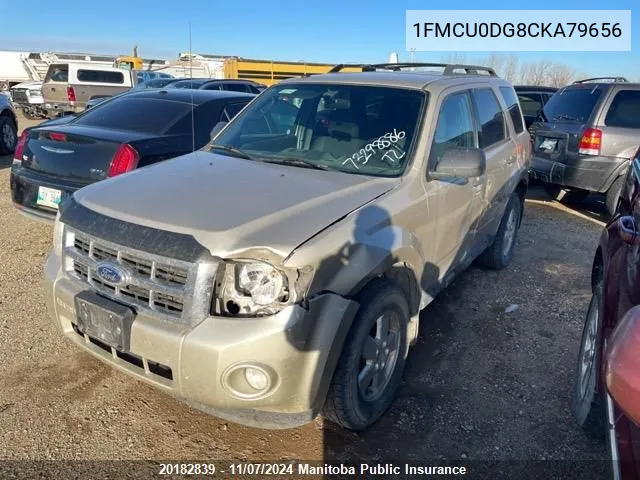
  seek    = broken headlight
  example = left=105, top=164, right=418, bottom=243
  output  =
left=213, top=260, right=312, bottom=317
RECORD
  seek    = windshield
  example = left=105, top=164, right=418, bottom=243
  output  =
left=542, top=86, right=603, bottom=123
left=209, top=84, right=426, bottom=177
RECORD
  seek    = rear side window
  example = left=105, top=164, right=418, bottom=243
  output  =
left=472, top=88, right=506, bottom=148
left=517, top=93, right=544, bottom=117
left=73, top=97, right=193, bottom=134
left=224, top=83, right=251, bottom=93
left=430, top=92, right=476, bottom=166
left=77, top=70, right=125, bottom=84
left=542, top=86, right=603, bottom=123
left=202, top=83, right=222, bottom=91
left=499, top=86, right=525, bottom=134
left=46, top=65, right=68, bottom=82
left=605, top=90, right=640, bottom=129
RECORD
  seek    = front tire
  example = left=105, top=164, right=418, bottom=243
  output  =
left=478, top=193, right=522, bottom=270
left=323, top=279, right=409, bottom=431
left=571, top=282, right=606, bottom=440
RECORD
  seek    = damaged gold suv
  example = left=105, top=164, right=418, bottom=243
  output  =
left=44, top=63, right=530, bottom=431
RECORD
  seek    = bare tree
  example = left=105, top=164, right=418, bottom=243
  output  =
left=520, top=59, right=553, bottom=86
left=502, top=55, right=521, bottom=84
left=547, top=63, right=580, bottom=87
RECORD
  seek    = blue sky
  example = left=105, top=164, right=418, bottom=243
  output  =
left=0, top=0, right=637, bottom=77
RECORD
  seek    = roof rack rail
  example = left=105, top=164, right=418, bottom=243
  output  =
left=573, top=77, right=629, bottom=84
left=327, top=62, right=497, bottom=76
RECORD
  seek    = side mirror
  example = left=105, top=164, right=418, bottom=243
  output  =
left=210, top=121, right=227, bottom=140
left=430, top=147, right=486, bottom=180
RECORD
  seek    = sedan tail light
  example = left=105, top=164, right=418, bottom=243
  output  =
left=107, top=144, right=139, bottom=177
left=12, top=129, right=30, bottom=165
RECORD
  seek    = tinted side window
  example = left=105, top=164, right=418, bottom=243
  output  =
left=430, top=92, right=476, bottom=166
left=605, top=90, right=640, bottom=129
left=472, top=88, right=506, bottom=148
left=499, top=86, right=525, bottom=134
left=517, top=93, right=543, bottom=117
left=202, top=83, right=222, bottom=90
left=224, top=83, right=251, bottom=92
left=77, top=70, right=125, bottom=84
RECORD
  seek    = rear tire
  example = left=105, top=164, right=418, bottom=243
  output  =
left=0, top=115, right=17, bottom=155
left=571, top=282, right=606, bottom=440
left=323, top=279, right=409, bottom=431
left=606, top=176, right=625, bottom=217
left=478, top=193, right=521, bottom=270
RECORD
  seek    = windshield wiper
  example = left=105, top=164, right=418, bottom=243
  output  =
left=552, top=114, right=580, bottom=122
left=209, top=144, right=260, bottom=161
left=264, top=158, right=330, bottom=171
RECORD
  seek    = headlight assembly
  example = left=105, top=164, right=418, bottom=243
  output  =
left=213, top=259, right=312, bottom=317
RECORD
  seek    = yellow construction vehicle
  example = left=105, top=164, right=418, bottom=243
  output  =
left=114, top=46, right=143, bottom=71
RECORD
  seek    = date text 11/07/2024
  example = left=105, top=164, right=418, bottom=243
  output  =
left=157, top=462, right=468, bottom=476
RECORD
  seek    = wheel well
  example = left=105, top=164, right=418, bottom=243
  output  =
left=515, top=179, right=527, bottom=226
left=352, top=263, right=420, bottom=317
left=591, top=248, right=604, bottom=292
left=0, top=109, right=17, bottom=129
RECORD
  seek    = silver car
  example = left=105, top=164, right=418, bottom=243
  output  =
left=529, top=77, right=640, bottom=215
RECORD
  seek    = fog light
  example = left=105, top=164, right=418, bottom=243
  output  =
left=244, top=367, right=268, bottom=391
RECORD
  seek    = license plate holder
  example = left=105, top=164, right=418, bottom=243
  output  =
left=36, top=186, right=62, bottom=209
left=74, top=291, right=135, bottom=353
left=538, top=138, right=558, bottom=152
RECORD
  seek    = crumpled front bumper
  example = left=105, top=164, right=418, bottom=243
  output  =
left=43, top=251, right=359, bottom=429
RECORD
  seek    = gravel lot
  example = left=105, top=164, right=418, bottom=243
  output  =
left=0, top=114, right=609, bottom=478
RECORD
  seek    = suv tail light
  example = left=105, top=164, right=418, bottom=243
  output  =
left=12, top=129, right=29, bottom=165
left=107, top=144, right=139, bottom=177
left=578, top=128, right=602, bottom=156
left=66, top=87, right=76, bottom=102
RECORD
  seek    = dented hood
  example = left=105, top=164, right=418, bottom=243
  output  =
left=73, top=151, right=399, bottom=258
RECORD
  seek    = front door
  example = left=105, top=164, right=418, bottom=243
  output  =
left=421, top=88, right=486, bottom=288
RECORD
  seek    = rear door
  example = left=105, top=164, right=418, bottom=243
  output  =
left=470, top=86, right=513, bottom=239
left=42, top=64, right=69, bottom=105
left=597, top=87, right=640, bottom=161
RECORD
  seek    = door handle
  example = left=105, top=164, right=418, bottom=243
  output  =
left=471, top=177, right=483, bottom=188
left=618, top=216, right=640, bottom=246
left=506, top=155, right=517, bottom=165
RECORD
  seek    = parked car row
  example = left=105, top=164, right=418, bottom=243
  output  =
left=10, top=89, right=255, bottom=221
left=5, top=62, right=640, bottom=478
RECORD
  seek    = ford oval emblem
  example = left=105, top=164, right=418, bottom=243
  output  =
left=95, top=263, right=128, bottom=286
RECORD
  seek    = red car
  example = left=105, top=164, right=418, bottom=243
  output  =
left=573, top=146, right=640, bottom=479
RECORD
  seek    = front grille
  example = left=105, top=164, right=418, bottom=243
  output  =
left=11, top=89, right=28, bottom=103
left=65, top=229, right=196, bottom=318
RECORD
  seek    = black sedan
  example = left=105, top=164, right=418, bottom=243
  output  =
left=11, top=89, right=254, bottom=222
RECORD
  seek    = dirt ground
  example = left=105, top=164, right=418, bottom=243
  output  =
left=0, top=114, right=609, bottom=479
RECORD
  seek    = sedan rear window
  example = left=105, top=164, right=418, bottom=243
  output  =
left=73, top=97, right=194, bottom=134
left=542, top=86, right=603, bottom=123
